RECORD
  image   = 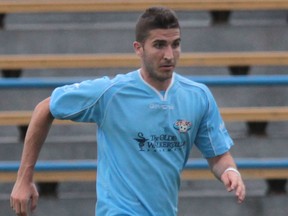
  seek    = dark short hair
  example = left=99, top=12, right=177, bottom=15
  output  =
left=135, top=7, right=180, bottom=43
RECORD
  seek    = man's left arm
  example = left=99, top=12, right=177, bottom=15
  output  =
left=207, top=152, right=246, bottom=203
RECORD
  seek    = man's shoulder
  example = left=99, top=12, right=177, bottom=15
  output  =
left=83, top=70, right=137, bottom=91
left=105, top=70, right=139, bottom=91
left=111, top=70, right=138, bottom=83
left=174, top=73, right=209, bottom=92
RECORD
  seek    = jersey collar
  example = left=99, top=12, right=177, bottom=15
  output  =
left=137, top=69, right=175, bottom=101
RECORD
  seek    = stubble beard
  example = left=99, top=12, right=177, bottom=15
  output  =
left=143, top=59, right=174, bottom=83
left=146, top=65, right=172, bottom=82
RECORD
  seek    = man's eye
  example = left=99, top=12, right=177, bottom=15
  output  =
left=172, top=41, right=180, bottom=48
left=154, top=43, right=165, bottom=49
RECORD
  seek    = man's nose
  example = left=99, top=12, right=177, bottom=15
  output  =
left=164, top=46, right=174, bottom=61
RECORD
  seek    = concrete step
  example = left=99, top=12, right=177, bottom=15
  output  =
left=3, top=11, right=286, bottom=26
left=0, top=25, right=287, bottom=54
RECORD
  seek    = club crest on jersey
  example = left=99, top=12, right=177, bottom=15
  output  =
left=173, top=120, right=192, bottom=133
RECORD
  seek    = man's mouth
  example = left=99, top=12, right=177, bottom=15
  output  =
left=160, top=64, right=174, bottom=70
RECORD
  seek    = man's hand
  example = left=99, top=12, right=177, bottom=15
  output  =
left=221, top=169, right=246, bottom=203
left=10, top=180, right=39, bottom=216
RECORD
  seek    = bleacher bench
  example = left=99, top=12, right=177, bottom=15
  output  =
left=0, top=52, right=288, bottom=70
left=1, top=106, right=288, bottom=126
left=1, top=158, right=288, bottom=183
left=1, top=0, right=288, bottom=13
left=2, top=75, right=288, bottom=89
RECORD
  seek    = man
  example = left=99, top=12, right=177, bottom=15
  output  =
left=10, top=7, right=245, bottom=216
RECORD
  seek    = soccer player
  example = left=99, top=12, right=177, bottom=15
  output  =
left=10, top=7, right=245, bottom=216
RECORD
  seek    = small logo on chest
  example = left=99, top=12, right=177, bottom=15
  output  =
left=173, top=120, right=192, bottom=133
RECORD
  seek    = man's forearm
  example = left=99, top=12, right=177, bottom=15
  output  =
left=18, top=98, right=54, bottom=178
left=207, top=152, right=237, bottom=180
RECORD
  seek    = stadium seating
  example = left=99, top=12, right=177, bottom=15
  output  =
left=0, top=0, right=287, bottom=194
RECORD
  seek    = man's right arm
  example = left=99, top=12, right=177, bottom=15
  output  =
left=10, top=97, right=54, bottom=216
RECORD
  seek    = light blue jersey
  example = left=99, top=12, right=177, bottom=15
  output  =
left=50, top=70, right=233, bottom=216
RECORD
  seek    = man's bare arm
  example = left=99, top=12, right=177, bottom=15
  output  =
left=207, top=152, right=246, bottom=203
left=10, top=97, right=54, bottom=216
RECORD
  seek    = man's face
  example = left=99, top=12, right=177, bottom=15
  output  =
left=134, top=28, right=181, bottom=89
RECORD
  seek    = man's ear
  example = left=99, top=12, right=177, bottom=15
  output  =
left=133, top=41, right=143, bottom=57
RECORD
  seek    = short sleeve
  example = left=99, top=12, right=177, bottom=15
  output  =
left=194, top=86, right=233, bottom=158
left=50, top=76, right=111, bottom=123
